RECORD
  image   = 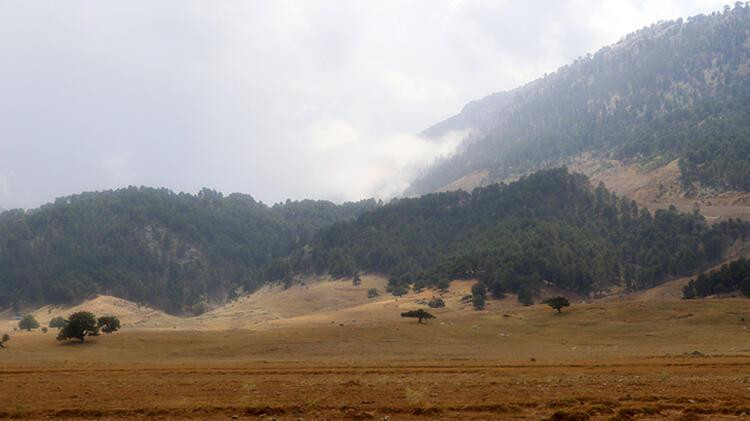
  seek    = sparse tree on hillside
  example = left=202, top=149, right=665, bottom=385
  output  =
left=353, top=271, right=362, bottom=286
left=0, top=334, right=9, bottom=348
left=471, top=283, right=487, bottom=310
left=472, top=294, right=486, bottom=310
left=367, top=288, right=379, bottom=299
left=18, top=315, right=39, bottom=331
left=544, top=296, right=570, bottom=313
left=428, top=297, right=445, bottom=308
left=97, top=316, right=121, bottom=333
left=436, top=278, right=450, bottom=292
left=518, top=287, right=534, bottom=306
left=57, top=312, right=99, bottom=343
left=400, top=309, right=435, bottom=324
left=49, top=316, right=67, bottom=329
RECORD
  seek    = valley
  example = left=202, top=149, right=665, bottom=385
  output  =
left=2, top=278, right=749, bottom=419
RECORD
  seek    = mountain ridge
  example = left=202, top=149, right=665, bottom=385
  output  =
left=410, top=5, right=750, bottom=199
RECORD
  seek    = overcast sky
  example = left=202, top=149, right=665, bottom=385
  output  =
left=0, top=0, right=727, bottom=209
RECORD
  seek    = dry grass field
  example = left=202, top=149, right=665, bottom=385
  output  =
left=1, top=278, right=750, bottom=420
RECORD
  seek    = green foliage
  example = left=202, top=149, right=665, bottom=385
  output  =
left=352, top=272, right=362, bottom=286
left=683, top=257, right=750, bottom=298
left=18, top=314, right=39, bottom=331
left=400, top=309, right=435, bottom=323
left=0, top=187, right=377, bottom=314
left=471, top=283, right=487, bottom=310
left=297, top=169, right=748, bottom=299
left=386, top=278, right=410, bottom=296
left=517, top=287, right=534, bottom=306
left=436, top=278, right=450, bottom=292
left=0, top=333, right=8, bottom=348
left=472, top=295, right=486, bottom=310
left=367, top=288, right=379, bottom=299
left=428, top=297, right=445, bottom=308
left=48, top=316, right=67, bottom=329
left=56, top=311, right=99, bottom=343
left=411, top=5, right=750, bottom=194
left=544, top=296, right=571, bottom=313
left=97, top=316, right=121, bottom=333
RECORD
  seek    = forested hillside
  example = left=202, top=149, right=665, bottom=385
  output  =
left=410, top=5, right=750, bottom=195
left=0, top=187, right=376, bottom=314
left=683, top=256, right=750, bottom=298
left=295, top=168, right=748, bottom=298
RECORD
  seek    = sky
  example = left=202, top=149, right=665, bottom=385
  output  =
left=0, top=0, right=728, bottom=209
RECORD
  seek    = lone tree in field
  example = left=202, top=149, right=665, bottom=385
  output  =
left=0, top=334, right=9, bottom=348
left=18, top=314, right=39, bottom=331
left=471, top=283, right=487, bottom=310
left=352, top=271, right=362, bottom=286
left=49, top=316, right=67, bottom=329
left=544, top=296, right=570, bottom=313
left=367, top=288, right=379, bottom=299
left=57, top=311, right=99, bottom=343
left=97, top=316, right=121, bottom=333
left=401, top=309, right=435, bottom=324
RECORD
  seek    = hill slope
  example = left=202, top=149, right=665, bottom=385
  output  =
left=0, top=187, right=377, bottom=313
left=409, top=5, right=750, bottom=198
left=285, top=168, right=749, bottom=298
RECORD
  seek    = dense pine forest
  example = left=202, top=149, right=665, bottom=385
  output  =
left=0, top=188, right=376, bottom=314
left=292, top=168, right=748, bottom=299
left=0, top=169, right=747, bottom=313
left=410, top=4, right=750, bottom=195
left=683, top=256, right=750, bottom=298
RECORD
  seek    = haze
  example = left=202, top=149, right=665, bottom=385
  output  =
left=0, top=0, right=725, bottom=209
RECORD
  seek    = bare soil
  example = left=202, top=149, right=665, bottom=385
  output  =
left=2, top=293, right=749, bottom=420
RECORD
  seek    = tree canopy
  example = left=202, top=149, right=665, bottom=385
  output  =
left=56, top=311, right=99, bottom=343
left=0, top=187, right=376, bottom=314
left=400, top=309, right=435, bottom=323
left=18, top=315, right=39, bottom=331
left=683, top=257, right=750, bottom=298
left=544, top=296, right=571, bottom=313
left=289, top=169, right=748, bottom=301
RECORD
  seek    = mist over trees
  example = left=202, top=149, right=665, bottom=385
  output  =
left=410, top=5, right=750, bottom=195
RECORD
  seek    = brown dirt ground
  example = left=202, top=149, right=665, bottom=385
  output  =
left=2, top=295, right=749, bottom=420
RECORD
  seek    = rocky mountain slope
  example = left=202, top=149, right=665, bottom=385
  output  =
left=410, top=5, right=750, bottom=202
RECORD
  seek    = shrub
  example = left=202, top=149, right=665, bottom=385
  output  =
left=97, top=316, right=121, bottom=333
left=518, top=287, right=534, bottom=306
left=367, top=288, right=379, bottom=299
left=18, top=315, right=39, bottom=331
left=544, top=296, right=571, bottom=313
left=428, top=297, right=445, bottom=308
left=400, top=309, right=435, bottom=323
left=49, top=316, right=67, bottom=329
left=472, top=294, right=486, bottom=310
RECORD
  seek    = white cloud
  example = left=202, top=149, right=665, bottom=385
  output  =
left=0, top=0, right=730, bottom=208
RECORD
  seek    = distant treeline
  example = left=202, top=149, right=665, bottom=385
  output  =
left=683, top=257, right=750, bottom=298
left=0, top=187, right=377, bottom=314
left=280, top=168, right=749, bottom=298
left=1, top=169, right=747, bottom=314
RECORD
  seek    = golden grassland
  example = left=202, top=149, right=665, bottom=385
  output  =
left=1, top=287, right=749, bottom=420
